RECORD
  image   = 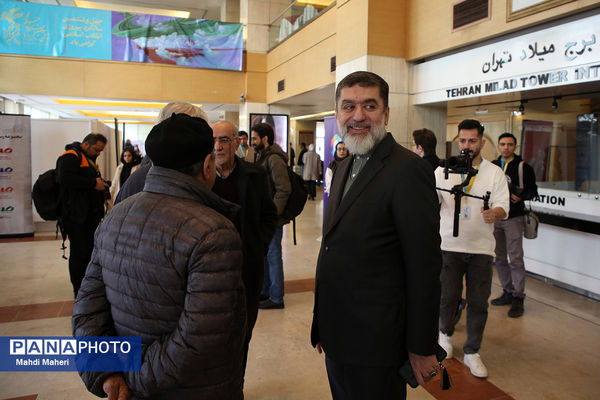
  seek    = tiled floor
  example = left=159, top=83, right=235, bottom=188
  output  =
left=1, top=190, right=599, bottom=399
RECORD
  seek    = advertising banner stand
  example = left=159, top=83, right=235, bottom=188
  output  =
left=0, top=114, right=33, bottom=237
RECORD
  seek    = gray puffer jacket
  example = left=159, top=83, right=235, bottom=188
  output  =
left=73, top=166, right=246, bottom=400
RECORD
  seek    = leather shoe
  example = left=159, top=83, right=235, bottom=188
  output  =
left=259, top=299, right=284, bottom=309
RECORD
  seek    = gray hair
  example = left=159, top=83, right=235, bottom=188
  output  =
left=211, top=120, right=239, bottom=137
left=157, top=102, right=209, bottom=123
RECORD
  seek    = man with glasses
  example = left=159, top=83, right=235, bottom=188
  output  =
left=211, top=120, right=277, bottom=377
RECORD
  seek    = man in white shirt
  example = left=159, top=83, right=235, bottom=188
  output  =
left=436, top=119, right=509, bottom=379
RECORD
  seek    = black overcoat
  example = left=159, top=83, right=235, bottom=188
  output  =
left=311, top=133, right=442, bottom=367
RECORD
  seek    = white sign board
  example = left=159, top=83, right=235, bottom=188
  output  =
left=412, top=14, right=600, bottom=104
left=0, top=114, right=33, bottom=236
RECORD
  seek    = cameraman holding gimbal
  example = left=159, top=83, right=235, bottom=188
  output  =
left=435, top=119, right=509, bottom=380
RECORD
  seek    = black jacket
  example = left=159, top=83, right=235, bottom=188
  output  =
left=311, top=134, right=442, bottom=366
left=233, top=158, right=277, bottom=306
left=56, top=142, right=104, bottom=224
left=492, top=155, right=538, bottom=219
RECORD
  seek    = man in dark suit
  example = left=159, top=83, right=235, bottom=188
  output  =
left=311, top=71, right=442, bottom=399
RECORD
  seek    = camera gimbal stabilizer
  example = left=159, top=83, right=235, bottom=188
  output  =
left=437, top=150, right=491, bottom=237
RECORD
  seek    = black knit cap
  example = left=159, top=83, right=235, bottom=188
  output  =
left=145, top=113, right=214, bottom=170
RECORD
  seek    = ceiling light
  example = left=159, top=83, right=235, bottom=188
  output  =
left=74, top=0, right=190, bottom=18
left=518, top=100, right=527, bottom=112
left=290, top=110, right=335, bottom=121
left=99, top=120, right=155, bottom=125
left=53, top=99, right=202, bottom=109
left=552, top=96, right=562, bottom=110
left=77, top=110, right=158, bottom=119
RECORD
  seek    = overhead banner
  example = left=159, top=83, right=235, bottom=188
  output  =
left=0, top=0, right=243, bottom=71
left=0, top=114, right=33, bottom=237
left=412, top=13, right=600, bottom=104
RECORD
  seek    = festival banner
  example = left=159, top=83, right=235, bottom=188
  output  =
left=0, top=1, right=111, bottom=59
left=0, top=0, right=243, bottom=71
left=0, top=114, right=33, bottom=237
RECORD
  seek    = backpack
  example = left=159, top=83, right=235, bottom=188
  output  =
left=32, top=149, right=82, bottom=258
left=266, top=152, right=308, bottom=221
left=32, top=169, right=61, bottom=221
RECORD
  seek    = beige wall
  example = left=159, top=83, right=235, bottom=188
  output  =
left=0, top=54, right=248, bottom=104
left=335, top=0, right=369, bottom=65
left=266, top=6, right=337, bottom=103
left=367, top=0, right=406, bottom=58
left=406, top=0, right=600, bottom=60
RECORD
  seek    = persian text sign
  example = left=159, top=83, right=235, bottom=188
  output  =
left=0, top=0, right=243, bottom=71
left=412, top=14, right=600, bottom=103
left=0, top=114, right=33, bottom=236
left=0, top=1, right=111, bottom=59
left=0, top=336, right=142, bottom=371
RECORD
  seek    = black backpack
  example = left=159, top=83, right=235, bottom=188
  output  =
left=32, top=150, right=81, bottom=258
left=32, top=168, right=61, bottom=221
left=266, top=152, right=308, bottom=221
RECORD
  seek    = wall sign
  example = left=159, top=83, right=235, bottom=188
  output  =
left=412, top=13, right=600, bottom=104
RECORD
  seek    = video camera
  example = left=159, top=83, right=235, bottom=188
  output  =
left=439, top=149, right=474, bottom=177
left=436, top=149, right=490, bottom=237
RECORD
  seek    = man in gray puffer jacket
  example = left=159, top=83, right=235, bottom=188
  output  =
left=73, top=113, right=246, bottom=400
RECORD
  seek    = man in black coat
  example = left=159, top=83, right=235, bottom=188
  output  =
left=56, top=133, right=109, bottom=297
left=311, top=71, right=442, bottom=399
left=211, top=120, right=277, bottom=377
left=491, top=132, right=538, bottom=318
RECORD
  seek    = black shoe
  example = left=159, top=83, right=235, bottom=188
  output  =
left=452, top=298, right=467, bottom=326
left=258, top=299, right=284, bottom=309
left=259, top=294, right=269, bottom=301
left=508, top=297, right=524, bottom=318
left=491, top=291, right=513, bottom=306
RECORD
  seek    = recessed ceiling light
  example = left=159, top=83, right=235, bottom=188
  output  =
left=74, top=0, right=191, bottom=18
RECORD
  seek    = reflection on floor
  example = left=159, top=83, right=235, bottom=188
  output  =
left=1, top=190, right=599, bottom=400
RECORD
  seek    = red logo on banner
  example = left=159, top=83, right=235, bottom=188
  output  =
left=0, top=148, right=12, bottom=153
left=0, top=187, right=14, bottom=193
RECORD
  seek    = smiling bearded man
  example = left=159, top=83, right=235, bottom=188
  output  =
left=311, top=71, right=443, bottom=400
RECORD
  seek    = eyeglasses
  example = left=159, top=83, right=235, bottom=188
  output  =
left=215, top=136, right=234, bottom=144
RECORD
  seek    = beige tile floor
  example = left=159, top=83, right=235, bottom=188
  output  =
left=1, top=189, right=599, bottom=400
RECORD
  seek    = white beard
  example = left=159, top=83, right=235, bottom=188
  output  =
left=338, top=120, right=387, bottom=155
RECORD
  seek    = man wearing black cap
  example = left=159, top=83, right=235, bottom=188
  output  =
left=73, top=113, right=247, bottom=400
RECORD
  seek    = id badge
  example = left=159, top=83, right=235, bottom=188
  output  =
left=462, top=206, right=471, bottom=220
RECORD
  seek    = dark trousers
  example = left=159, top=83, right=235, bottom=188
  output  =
left=63, top=218, right=100, bottom=297
left=439, top=251, right=493, bottom=354
left=325, top=356, right=407, bottom=400
left=307, top=180, right=317, bottom=199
